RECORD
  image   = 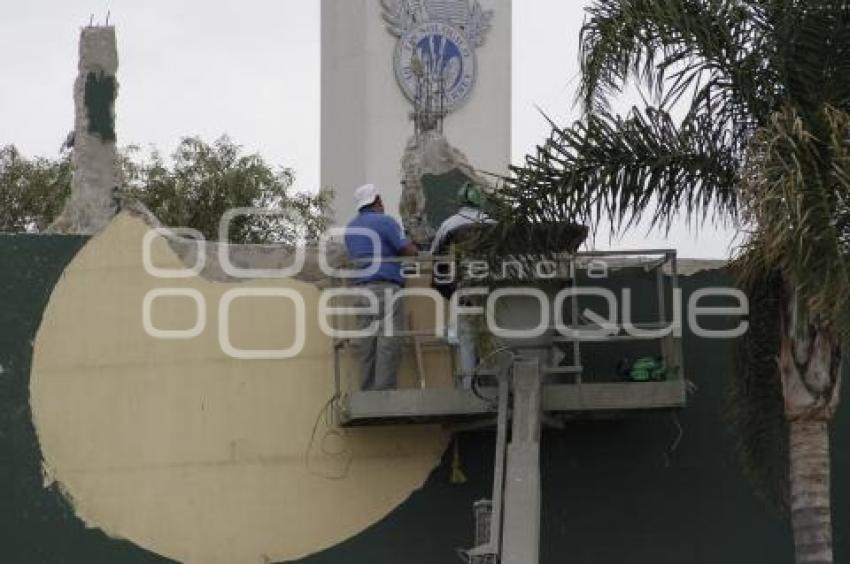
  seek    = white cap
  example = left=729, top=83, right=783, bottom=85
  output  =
left=354, top=183, right=380, bottom=211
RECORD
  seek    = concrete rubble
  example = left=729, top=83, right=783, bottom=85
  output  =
left=399, top=130, right=487, bottom=245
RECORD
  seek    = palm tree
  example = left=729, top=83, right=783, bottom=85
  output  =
left=493, top=2, right=850, bottom=562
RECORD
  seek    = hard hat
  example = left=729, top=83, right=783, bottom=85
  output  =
left=458, top=182, right=484, bottom=208
left=354, top=184, right=380, bottom=210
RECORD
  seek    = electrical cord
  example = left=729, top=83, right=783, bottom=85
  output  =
left=661, top=379, right=698, bottom=467
left=664, top=412, right=684, bottom=468
left=304, top=394, right=353, bottom=480
left=470, top=346, right=515, bottom=406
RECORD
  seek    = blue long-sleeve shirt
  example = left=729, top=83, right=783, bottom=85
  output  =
left=345, top=211, right=410, bottom=286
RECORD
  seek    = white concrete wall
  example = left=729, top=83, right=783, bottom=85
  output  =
left=321, top=0, right=512, bottom=226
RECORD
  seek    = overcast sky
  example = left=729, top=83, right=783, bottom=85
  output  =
left=0, top=0, right=737, bottom=258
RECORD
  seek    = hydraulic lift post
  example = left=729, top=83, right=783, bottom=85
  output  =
left=501, top=357, right=543, bottom=564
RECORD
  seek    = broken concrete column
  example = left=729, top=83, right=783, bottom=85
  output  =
left=399, top=130, right=486, bottom=246
left=51, top=26, right=119, bottom=234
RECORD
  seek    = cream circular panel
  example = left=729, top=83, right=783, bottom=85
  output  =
left=31, top=214, right=450, bottom=564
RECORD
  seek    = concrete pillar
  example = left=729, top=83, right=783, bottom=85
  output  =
left=52, top=26, right=119, bottom=234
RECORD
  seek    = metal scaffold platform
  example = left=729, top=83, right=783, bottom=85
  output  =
left=333, top=250, right=686, bottom=426
left=337, top=379, right=686, bottom=425
left=328, top=249, right=688, bottom=564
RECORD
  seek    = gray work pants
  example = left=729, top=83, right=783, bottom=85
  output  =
left=355, top=282, right=404, bottom=391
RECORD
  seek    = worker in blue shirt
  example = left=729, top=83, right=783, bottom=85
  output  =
left=345, top=184, right=418, bottom=391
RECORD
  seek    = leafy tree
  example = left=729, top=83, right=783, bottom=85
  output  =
left=122, top=136, right=329, bottom=245
left=0, top=146, right=72, bottom=232
left=492, top=2, right=850, bottom=562
left=0, top=136, right=329, bottom=245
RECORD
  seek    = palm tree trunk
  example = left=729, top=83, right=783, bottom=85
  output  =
left=788, top=418, right=833, bottom=564
left=779, top=293, right=842, bottom=564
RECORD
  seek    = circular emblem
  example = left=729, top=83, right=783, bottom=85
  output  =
left=394, top=22, right=476, bottom=111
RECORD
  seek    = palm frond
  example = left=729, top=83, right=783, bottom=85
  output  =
left=767, top=1, right=850, bottom=119
left=579, top=0, right=773, bottom=125
left=740, top=104, right=850, bottom=328
left=727, top=260, right=788, bottom=514
left=498, top=106, right=739, bottom=243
